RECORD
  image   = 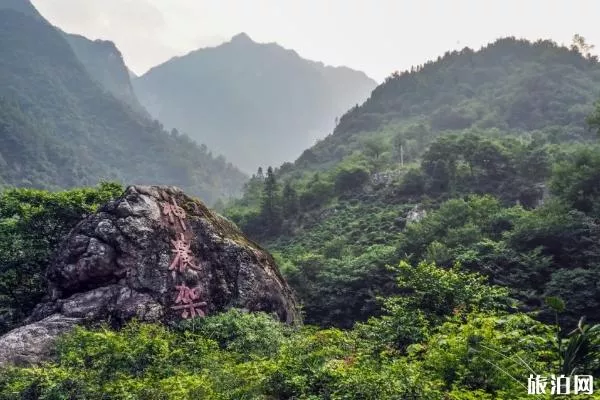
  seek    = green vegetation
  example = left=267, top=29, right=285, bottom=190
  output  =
left=224, top=37, right=600, bottom=331
left=0, top=183, right=123, bottom=333
left=4, top=31, right=600, bottom=398
left=294, top=37, right=600, bottom=173
left=132, top=33, right=377, bottom=173
left=225, top=135, right=600, bottom=328
left=200, top=37, right=600, bottom=398
left=0, top=7, right=246, bottom=203
left=63, top=32, right=147, bottom=114
left=2, top=273, right=587, bottom=399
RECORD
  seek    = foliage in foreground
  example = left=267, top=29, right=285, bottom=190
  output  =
left=0, top=182, right=124, bottom=333
left=0, top=312, right=558, bottom=400
left=2, top=261, right=599, bottom=399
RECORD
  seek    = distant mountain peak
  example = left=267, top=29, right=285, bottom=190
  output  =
left=229, top=32, right=254, bottom=44
left=0, top=10, right=246, bottom=201
left=133, top=33, right=377, bottom=173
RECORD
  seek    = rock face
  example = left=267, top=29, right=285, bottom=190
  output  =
left=406, top=205, right=427, bottom=224
left=0, top=185, right=300, bottom=366
left=0, top=315, right=81, bottom=367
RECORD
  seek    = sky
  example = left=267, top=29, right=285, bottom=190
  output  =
left=31, top=0, right=600, bottom=82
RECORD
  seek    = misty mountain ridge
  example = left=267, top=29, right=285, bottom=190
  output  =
left=133, top=32, right=377, bottom=173
left=0, top=4, right=246, bottom=203
left=62, top=32, right=148, bottom=115
left=292, top=36, right=600, bottom=171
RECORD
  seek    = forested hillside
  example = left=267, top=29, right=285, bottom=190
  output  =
left=0, top=5, right=246, bottom=203
left=63, top=32, right=148, bottom=115
left=225, top=37, right=600, bottom=331
left=133, top=33, right=377, bottom=173
left=294, top=37, right=600, bottom=171
left=3, top=30, right=600, bottom=398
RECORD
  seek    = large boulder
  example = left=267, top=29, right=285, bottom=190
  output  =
left=0, top=185, right=300, bottom=366
left=0, top=315, right=81, bottom=367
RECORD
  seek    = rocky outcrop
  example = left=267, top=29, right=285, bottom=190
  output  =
left=0, top=185, right=300, bottom=367
left=406, top=205, right=427, bottom=224
left=0, top=315, right=80, bottom=367
left=371, top=171, right=402, bottom=187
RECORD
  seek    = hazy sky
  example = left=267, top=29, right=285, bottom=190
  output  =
left=31, top=0, right=600, bottom=82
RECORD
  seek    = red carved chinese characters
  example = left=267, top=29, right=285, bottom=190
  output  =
left=170, top=233, right=200, bottom=273
left=162, top=198, right=187, bottom=231
left=163, top=195, right=207, bottom=320
left=171, top=284, right=207, bottom=319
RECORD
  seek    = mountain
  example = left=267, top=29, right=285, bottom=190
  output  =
left=132, top=33, right=377, bottom=173
left=0, top=4, right=247, bottom=203
left=224, top=37, right=600, bottom=329
left=5, top=27, right=600, bottom=400
left=293, top=37, right=600, bottom=171
left=3, top=0, right=145, bottom=113
left=62, top=32, right=147, bottom=115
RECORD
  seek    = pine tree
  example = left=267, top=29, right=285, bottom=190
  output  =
left=260, top=166, right=282, bottom=234
left=282, top=180, right=298, bottom=217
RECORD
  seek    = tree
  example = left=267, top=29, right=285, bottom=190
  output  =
left=282, top=181, right=298, bottom=218
left=0, top=183, right=123, bottom=333
left=356, top=260, right=510, bottom=351
left=422, top=136, right=460, bottom=193
left=517, top=145, right=550, bottom=183
left=260, top=167, right=282, bottom=234
left=299, top=173, right=334, bottom=210
left=571, top=34, right=595, bottom=58
left=425, top=159, right=452, bottom=194
left=362, top=136, right=388, bottom=160
left=239, top=174, right=264, bottom=208
left=421, top=313, right=554, bottom=394
left=587, top=100, right=600, bottom=135
left=399, top=167, right=426, bottom=196
left=392, top=134, right=406, bottom=166
left=334, top=166, right=370, bottom=194
left=550, top=146, right=600, bottom=216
